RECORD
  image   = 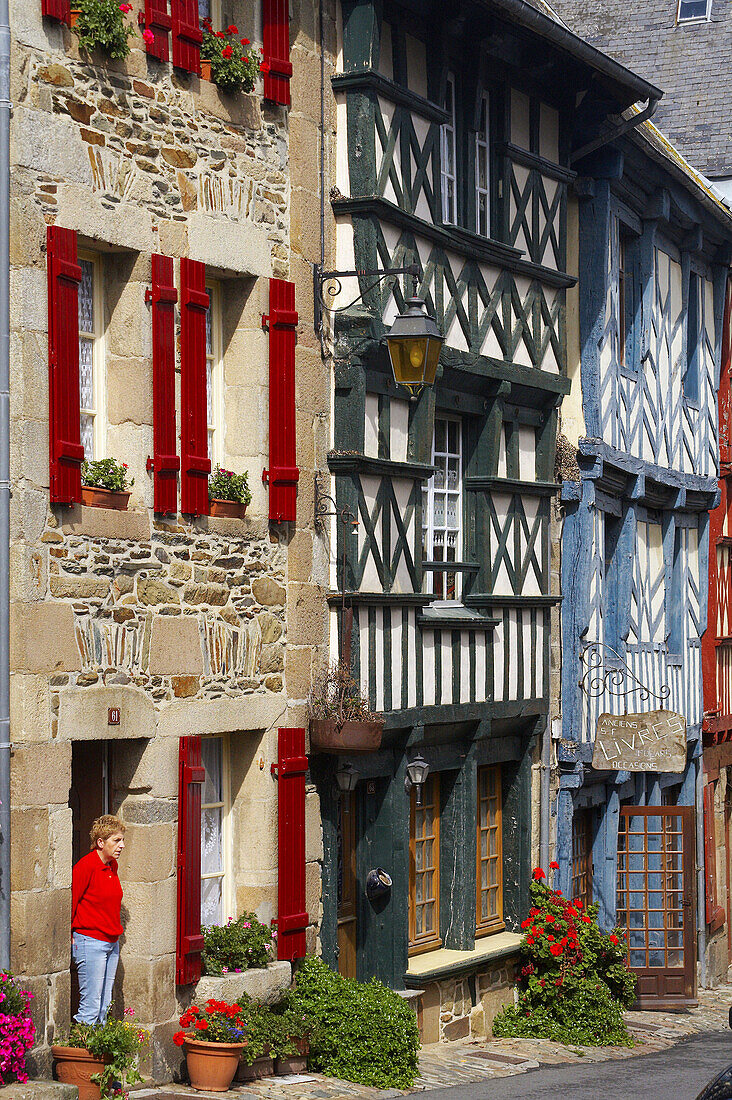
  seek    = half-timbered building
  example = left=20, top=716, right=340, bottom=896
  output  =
left=558, top=121, right=732, bottom=1006
left=313, top=0, right=663, bottom=1039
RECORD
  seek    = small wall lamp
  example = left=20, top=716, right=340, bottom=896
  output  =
left=335, top=761, right=360, bottom=794
left=404, top=754, right=431, bottom=806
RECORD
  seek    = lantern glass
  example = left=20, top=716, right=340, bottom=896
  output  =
left=385, top=297, right=444, bottom=397
left=335, top=762, right=360, bottom=793
left=406, top=754, right=430, bottom=789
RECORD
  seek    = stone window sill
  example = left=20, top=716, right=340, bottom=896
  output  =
left=403, top=931, right=522, bottom=986
left=59, top=503, right=151, bottom=540
left=184, top=961, right=292, bottom=1008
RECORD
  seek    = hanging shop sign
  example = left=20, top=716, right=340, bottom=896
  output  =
left=592, top=710, right=687, bottom=772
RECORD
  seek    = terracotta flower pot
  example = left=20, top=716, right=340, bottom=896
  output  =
left=52, top=1045, right=110, bottom=1100
left=275, top=1039, right=309, bottom=1075
left=200, top=58, right=212, bottom=81
left=236, top=1052, right=275, bottom=1081
left=184, top=1037, right=245, bottom=1092
left=309, top=718, right=384, bottom=754
left=81, top=485, right=130, bottom=511
left=70, top=8, right=81, bottom=27
left=209, top=497, right=247, bottom=519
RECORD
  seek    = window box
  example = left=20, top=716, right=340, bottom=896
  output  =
left=209, top=498, right=247, bottom=519
left=201, top=58, right=212, bottom=81
left=80, top=485, right=130, bottom=511
left=309, top=718, right=384, bottom=754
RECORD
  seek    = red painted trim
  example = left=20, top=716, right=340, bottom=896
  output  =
left=262, top=0, right=292, bottom=105
left=264, top=279, right=299, bottom=522
left=151, top=255, right=180, bottom=514
left=144, top=0, right=172, bottom=61
left=171, top=0, right=202, bottom=73
left=180, top=258, right=211, bottom=516
left=47, top=226, right=84, bottom=506
left=276, top=728, right=308, bottom=961
left=176, top=736, right=205, bottom=985
left=42, top=0, right=70, bottom=23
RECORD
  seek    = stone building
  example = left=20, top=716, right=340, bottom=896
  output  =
left=8, top=0, right=333, bottom=1079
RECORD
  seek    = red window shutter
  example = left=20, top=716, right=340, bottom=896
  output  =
left=275, top=727, right=308, bottom=961
left=180, top=258, right=211, bottom=516
left=47, top=226, right=84, bottom=506
left=151, top=255, right=180, bottom=514
left=176, top=736, right=205, bottom=985
left=263, top=279, right=299, bottom=522
left=171, top=0, right=202, bottom=73
left=262, top=0, right=292, bottom=106
left=144, top=0, right=172, bottom=62
left=42, top=0, right=70, bottom=23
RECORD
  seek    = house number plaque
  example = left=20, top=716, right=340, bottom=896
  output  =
left=108, top=707, right=121, bottom=726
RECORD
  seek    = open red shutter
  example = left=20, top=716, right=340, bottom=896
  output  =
left=42, top=0, right=71, bottom=23
left=150, top=255, right=180, bottom=514
left=176, top=736, right=205, bottom=985
left=171, top=0, right=202, bottom=73
left=180, top=258, right=211, bottom=516
left=275, top=728, right=308, bottom=961
left=47, top=226, right=84, bottom=506
left=144, top=0, right=172, bottom=61
left=262, top=0, right=292, bottom=106
left=263, top=279, right=299, bottom=522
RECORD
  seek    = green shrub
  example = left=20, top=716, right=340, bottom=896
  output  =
left=234, top=995, right=300, bottom=1063
left=202, top=913, right=276, bottom=975
left=492, top=870, right=636, bottom=1047
left=286, top=956, right=420, bottom=1089
left=74, top=0, right=135, bottom=59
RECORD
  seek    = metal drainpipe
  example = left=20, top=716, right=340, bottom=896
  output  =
left=695, top=754, right=707, bottom=988
left=0, top=0, right=11, bottom=972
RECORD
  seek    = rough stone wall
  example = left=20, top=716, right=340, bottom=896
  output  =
left=418, top=961, right=516, bottom=1045
left=9, top=0, right=334, bottom=1078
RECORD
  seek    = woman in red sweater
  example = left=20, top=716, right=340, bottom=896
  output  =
left=71, top=815, right=126, bottom=1025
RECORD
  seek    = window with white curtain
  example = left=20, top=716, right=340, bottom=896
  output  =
left=441, top=73, right=457, bottom=225
left=422, top=416, right=463, bottom=601
left=200, top=736, right=231, bottom=928
left=205, top=282, right=224, bottom=468
left=78, top=252, right=105, bottom=461
left=475, top=92, right=490, bottom=236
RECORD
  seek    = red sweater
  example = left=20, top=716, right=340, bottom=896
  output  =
left=72, top=850, right=123, bottom=943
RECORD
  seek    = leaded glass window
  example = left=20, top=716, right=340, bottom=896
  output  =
left=78, top=255, right=103, bottom=460
left=476, top=765, right=503, bottom=934
left=201, top=736, right=228, bottom=927
left=423, top=416, right=463, bottom=601
left=409, top=774, right=441, bottom=953
left=441, top=74, right=457, bottom=225
left=475, top=93, right=490, bottom=237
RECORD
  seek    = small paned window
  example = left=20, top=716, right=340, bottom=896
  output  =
left=201, top=736, right=230, bottom=927
left=205, top=282, right=224, bottom=468
left=685, top=270, right=701, bottom=404
left=441, top=73, right=457, bottom=225
left=677, top=0, right=711, bottom=21
left=616, top=219, right=639, bottom=371
left=409, top=774, right=441, bottom=954
left=476, top=765, right=503, bottom=936
left=603, top=510, right=622, bottom=652
left=475, top=93, right=490, bottom=237
left=571, top=808, right=593, bottom=907
left=78, top=253, right=105, bottom=461
left=422, top=416, right=463, bottom=601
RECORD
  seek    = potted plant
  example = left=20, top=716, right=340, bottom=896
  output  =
left=173, top=999, right=248, bottom=1092
left=200, top=20, right=261, bottom=92
left=72, top=0, right=135, bottom=58
left=202, top=913, right=277, bottom=975
left=81, top=458, right=134, bottom=510
left=308, top=662, right=384, bottom=753
left=0, top=972, right=36, bottom=1086
left=52, top=1010, right=149, bottom=1100
left=233, top=997, right=277, bottom=1081
left=208, top=465, right=251, bottom=519
left=272, top=1007, right=312, bottom=1075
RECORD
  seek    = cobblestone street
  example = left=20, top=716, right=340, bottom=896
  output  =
left=119, top=984, right=732, bottom=1100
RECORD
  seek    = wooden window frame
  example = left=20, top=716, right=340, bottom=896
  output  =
left=78, top=250, right=106, bottom=463
left=476, top=765, right=504, bottom=937
left=409, top=773, right=441, bottom=955
left=422, top=414, right=463, bottom=603
left=441, top=73, right=457, bottom=226
left=200, top=734, right=232, bottom=927
left=571, top=806, right=594, bottom=907
left=205, top=280, right=224, bottom=469
left=475, top=91, right=490, bottom=238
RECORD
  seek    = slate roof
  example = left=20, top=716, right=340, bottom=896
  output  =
left=548, top=0, right=732, bottom=178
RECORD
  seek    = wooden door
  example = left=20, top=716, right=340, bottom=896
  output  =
left=337, top=791, right=357, bottom=979
left=617, top=806, right=696, bottom=1008
left=70, top=741, right=110, bottom=866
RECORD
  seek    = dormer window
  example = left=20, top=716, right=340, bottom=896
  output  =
left=677, top=0, right=711, bottom=22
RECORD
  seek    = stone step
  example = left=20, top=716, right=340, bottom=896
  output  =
left=2, top=1082, right=78, bottom=1100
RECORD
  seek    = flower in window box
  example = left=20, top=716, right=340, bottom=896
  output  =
left=72, top=0, right=135, bottom=59
left=208, top=465, right=251, bottom=518
left=201, top=23, right=260, bottom=92
left=81, top=458, right=134, bottom=511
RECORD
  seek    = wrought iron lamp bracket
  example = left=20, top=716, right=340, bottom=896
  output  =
left=579, top=641, right=670, bottom=703
left=313, top=262, right=421, bottom=334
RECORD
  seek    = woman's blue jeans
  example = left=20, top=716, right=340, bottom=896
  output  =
left=72, top=933, right=120, bottom=1024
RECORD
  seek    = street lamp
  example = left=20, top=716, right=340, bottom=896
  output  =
left=404, top=754, right=431, bottom=806
left=335, top=761, right=360, bottom=794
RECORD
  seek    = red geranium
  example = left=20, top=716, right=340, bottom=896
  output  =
left=241, top=37, right=250, bottom=45
left=195, top=1019, right=209, bottom=1030
left=549, top=860, right=559, bottom=870
left=173, top=1032, right=186, bottom=1046
left=222, top=44, right=233, bottom=58
left=609, top=933, right=620, bottom=945
left=532, top=867, right=546, bottom=880
left=550, top=944, right=563, bottom=956
left=227, top=24, right=238, bottom=33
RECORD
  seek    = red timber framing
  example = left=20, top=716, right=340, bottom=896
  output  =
left=171, top=0, right=202, bottom=73
left=176, top=736, right=205, bottom=985
left=42, top=0, right=70, bottom=21
left=47, top=226, right=84, bottom=505
left=150, top=255, right=180, bottom=513
left=144, top=0, right=172, bottom=61
left=262, top=0, right=292, bottom=106
left=180, top=258, right=211, bottom=515
left=275, top=728, right=308, bottom=961
left=263, top=278, right=299, bottom=522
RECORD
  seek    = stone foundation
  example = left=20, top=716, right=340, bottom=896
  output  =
left=418, top=958, right=517, bottom=1045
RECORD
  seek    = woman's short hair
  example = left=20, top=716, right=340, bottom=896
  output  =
left=89, top=814, right=126, bottom=849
